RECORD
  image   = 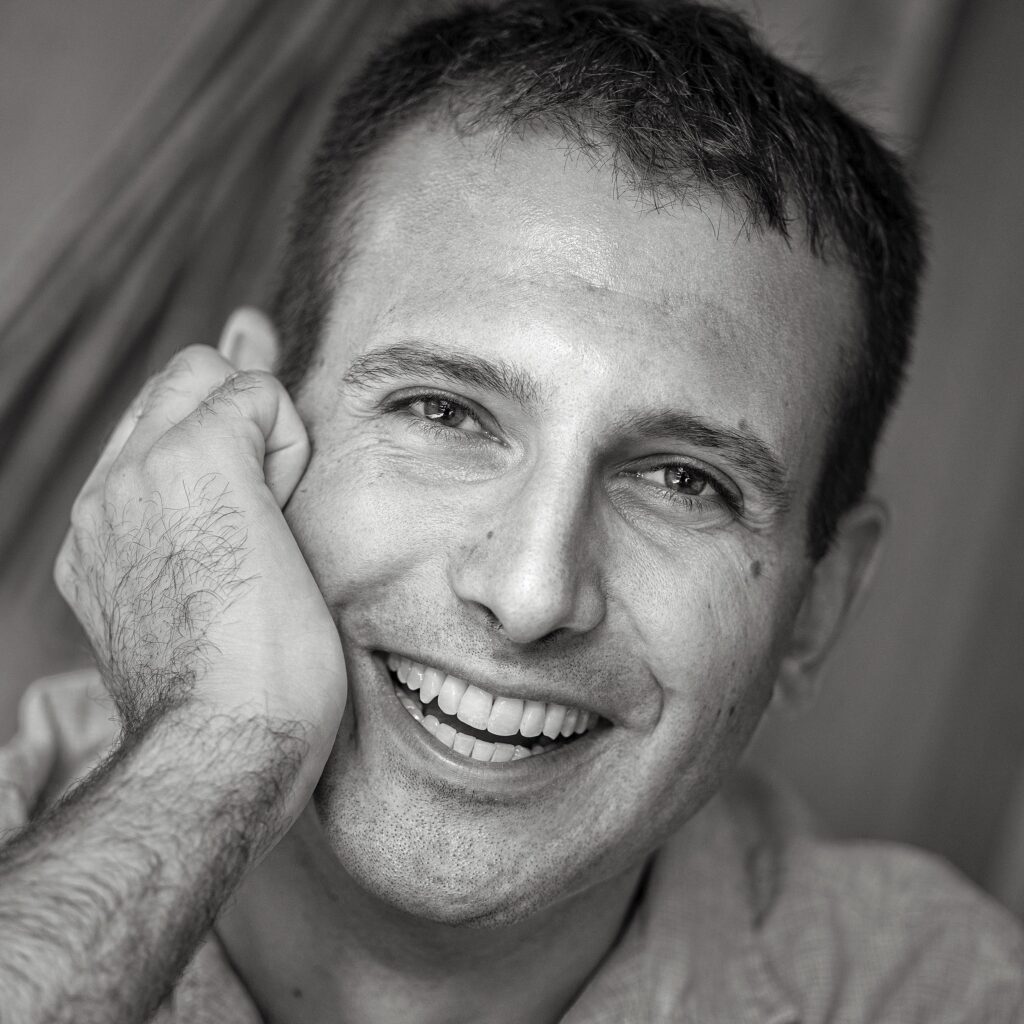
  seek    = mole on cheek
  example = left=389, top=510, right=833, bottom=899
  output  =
left=486, top=530, right=494, bottom=540
left=750, top=560, right=762, bottom=579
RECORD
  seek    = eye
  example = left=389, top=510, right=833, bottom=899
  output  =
left=645, top=464, right=710, bottom=497
left=388, top=391, right=492, bottom=438
left=416, top=395, right=477, bottom=429
left=628, top=459, right=742, bottom=517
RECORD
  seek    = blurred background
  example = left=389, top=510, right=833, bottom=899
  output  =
left=1, top=0, right=1021, bottom=914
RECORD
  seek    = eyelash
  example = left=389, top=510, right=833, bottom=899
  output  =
left=383, top=391, right=495, bottom=441
left=383, top=390, right=743, bottom=518
left=628, top=462, right=743, bottom=518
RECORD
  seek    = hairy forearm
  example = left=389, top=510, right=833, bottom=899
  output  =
left=0, top=705, right=308, bottom=1024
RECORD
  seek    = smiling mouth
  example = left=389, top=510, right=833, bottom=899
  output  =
left=384, top=653, right=600, bottom=763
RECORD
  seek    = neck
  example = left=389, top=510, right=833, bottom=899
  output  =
left=218, top=806, right=645, bottom=1024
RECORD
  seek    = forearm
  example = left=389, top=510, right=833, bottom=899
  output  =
left=0, top=705, right=308, bottom=1024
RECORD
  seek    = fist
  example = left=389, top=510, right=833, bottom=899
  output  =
left=54, top=329, right=346, bottom=766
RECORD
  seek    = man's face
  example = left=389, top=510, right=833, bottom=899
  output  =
left=284, top=122, right=857, bottom=925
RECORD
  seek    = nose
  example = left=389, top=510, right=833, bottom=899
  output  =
left=448, top=461, right=607, bottom=644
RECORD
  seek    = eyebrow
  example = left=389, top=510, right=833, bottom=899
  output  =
left=341, top=342, right=541, bottom=407
left=618, top=410, right=792, bottom=515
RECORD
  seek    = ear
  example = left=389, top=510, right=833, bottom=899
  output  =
left=216, top=306, right=280, bottom=372
left=773, top=499, right=887, bottom=712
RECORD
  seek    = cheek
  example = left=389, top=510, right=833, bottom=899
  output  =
left=623, top=540, right=795, bottom=770
left=284, top=437, right=464, bottom=603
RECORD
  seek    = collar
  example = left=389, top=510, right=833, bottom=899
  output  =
left=561, top=772, right=800, bottom=1024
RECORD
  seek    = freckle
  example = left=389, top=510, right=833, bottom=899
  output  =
left=486, top=530, right=494, bottom=540
left=292, top=987, right=303, bottom=999
left=750, top=560, right=762, bottom=579
left=728, top=704, right=736, bottom=718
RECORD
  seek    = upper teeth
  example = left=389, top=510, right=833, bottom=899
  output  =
left=388, top=654, right=595, bottom=741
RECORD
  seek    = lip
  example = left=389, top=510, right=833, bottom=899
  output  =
left=376, top=648, right=611, bottom=724
left=372, top=653, right=608, bottom=796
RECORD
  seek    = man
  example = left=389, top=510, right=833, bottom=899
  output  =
left=1, top=1, right=1021, bottom=1021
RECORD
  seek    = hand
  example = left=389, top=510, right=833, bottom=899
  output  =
left=0, top=328, right=346, bottom=1022
left=54, top=337, right=346, bottom=801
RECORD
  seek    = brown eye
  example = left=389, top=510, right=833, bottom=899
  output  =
left=628, top=461, right=740, bottom=519
left=422, top=397, right=467, bottom=426
left=663, top=465, right=708, bottom=496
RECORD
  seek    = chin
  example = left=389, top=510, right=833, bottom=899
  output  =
left=310, top=769, right=629, bottom=930
left=314, top=811, right=556, bottom=928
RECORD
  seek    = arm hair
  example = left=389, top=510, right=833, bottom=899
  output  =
left=0, top=705, right=307, bottom=1024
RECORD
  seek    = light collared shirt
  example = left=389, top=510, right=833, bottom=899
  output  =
left=2, top=671, right=1022, bottom=1023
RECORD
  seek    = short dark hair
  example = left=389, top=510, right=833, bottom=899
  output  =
left=272, top=0, right=924, bottom=559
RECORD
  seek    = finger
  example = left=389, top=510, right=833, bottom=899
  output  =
left=121, top=345, right=238, bottom=460
left=168, top=370, right=310, bottom=507
left=52, top=528, right=99, bottom=643
left=78, top=402, right=143, bottom=501
left=53, top=528, right=77, bottom=606
left=78, top=345, right=236, bottom=508
left=76, top=366, right=178, bottom=504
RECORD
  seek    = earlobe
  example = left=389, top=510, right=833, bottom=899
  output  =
left=217, top=306, right=281, bottom=372
left=773, top=499, right=888, bottom=713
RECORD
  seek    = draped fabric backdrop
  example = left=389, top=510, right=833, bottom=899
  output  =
left=2, top=0, right=1022, bottom=914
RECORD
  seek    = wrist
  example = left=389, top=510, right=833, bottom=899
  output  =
left=127, top=701, right=318, bottom=851
left=0, top=697, right=316, bottom=1023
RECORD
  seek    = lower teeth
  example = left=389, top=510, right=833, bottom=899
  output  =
left=393, top=683, right=556, bottom=762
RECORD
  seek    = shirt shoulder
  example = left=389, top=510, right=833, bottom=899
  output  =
left=744, top=777, right=1024, bottom=1023
left=0, top=669, right=117, bottom=833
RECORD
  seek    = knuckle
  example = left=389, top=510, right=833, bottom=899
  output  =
left=196, top=370, right=264, bottom=418
left=178, top=343, right=214, bottom=361
left=139, top=348, right=232, bottom=415
left=69, top=487, right=93, bottom=528
left=167, top=344, right=209, bottom=372
left=105, top=455, right=140, bottom=496
left=223, top=368, right=267, bottom=393
left=53, top=562, right=71, bottom=601
left=52, top=546, right=68, bottom=587
left=132, top=373, right=159, bottom=411
left=136, top=369, right=176, bottom=415
left=139, top=440, right=180, bottom=478
left=53, top=535, right=78, bottom=600
left=171, top=344, right=230, bottom=381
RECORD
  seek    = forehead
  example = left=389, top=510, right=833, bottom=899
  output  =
left=319, top=121, right=859, bottom=499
